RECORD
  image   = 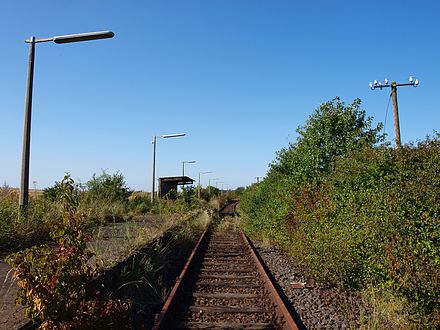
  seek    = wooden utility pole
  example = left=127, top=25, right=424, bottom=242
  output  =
left=390, top=82, right=402, bottom=148
left=369, top=77, right=419, bottom=149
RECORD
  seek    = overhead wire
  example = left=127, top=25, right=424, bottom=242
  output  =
left=383, top=92, right=392, bottom=136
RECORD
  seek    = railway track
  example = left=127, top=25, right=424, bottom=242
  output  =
left=219, top=200, right=240, bottom=217
left=153, top=227, right=298, bottom=329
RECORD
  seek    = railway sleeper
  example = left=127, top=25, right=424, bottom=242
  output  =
left=177, top=321, right=276, bottom=330
left=186, top=311, right=280, bottom=326
left=152, top=228, right=298, bottom=329
left=193, top=297, right=276, bottom=309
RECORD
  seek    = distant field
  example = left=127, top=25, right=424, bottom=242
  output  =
left=4, top=188, right=44, bottom=197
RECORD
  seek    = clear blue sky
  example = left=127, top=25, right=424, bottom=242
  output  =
left=1, top=1, right=439, bottom=191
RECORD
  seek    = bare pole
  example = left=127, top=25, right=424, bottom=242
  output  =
left=197, top=171, right=212, bottom=199
left=151, top=135, right=157, bottom=203
left=198, top=172, right=201, bottom=199
left=391, top=82, right=401, bottom=148
left=19, top=36, right=36, bottom=212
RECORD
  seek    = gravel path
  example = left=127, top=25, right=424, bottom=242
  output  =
left=252, top=240, right=368, bottom=330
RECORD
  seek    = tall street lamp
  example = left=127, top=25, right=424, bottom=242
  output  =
left=151, top=133, right=186, bottom=203
left=208, top=178, right=219, bottom=198
left=182, top=160, right=196, bottom=176
left=209, top=178, right=219, bottom=187
left=198, top=171, right=212, bottom=199
left=19, top=31, right=115, bottom=211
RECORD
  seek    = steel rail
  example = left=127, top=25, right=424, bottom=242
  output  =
left=152, top=227, right=209, bottom=329
left=241, top=232, right=299, bottom=330
left=152, top=227, right=299, bottom=329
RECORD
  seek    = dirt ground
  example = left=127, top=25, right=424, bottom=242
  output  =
left=0, top=259, right=28, bottom=330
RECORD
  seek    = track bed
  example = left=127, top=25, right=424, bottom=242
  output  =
left=153, top=229, right=298, bottom=329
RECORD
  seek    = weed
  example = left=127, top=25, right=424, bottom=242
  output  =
left=6, top=175, right=128, bottom=329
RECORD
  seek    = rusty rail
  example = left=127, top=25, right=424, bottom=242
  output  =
left=152, top=227, right=298, bottom=329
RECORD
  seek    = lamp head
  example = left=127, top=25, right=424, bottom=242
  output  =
left=161, top=133, right=186, bottom=138
left=53, top=31, right=114, bottom=44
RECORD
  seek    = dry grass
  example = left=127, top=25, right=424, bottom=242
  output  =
left=359, top=287, right=413, bottom=330
left=87, top=211, right=209, bottom=270
left=216, top=215, right=240, bottom=232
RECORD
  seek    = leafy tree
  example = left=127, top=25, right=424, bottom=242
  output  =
left=271, top=97, right=384, bottom=184
left=86, top=171, right=131, bottom=203
left=198, top=186, right=221, bottom=202
left=42, top=181, right=62, bottom=202
left=233, top=187, right=246, bottom=196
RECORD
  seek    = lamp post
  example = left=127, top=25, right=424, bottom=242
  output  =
left=198, top=171, right=212, bottom=199
left=182, top=160, right=196, bottom=176
left=369, top=76, right=419, bottom=148
left=209, top=178, right=219, bottom=187
left=151, top=133, right=186, bottom=203
left=208, top=178, right=219, bottom=198
left=19, top=31, right=115, bottom=212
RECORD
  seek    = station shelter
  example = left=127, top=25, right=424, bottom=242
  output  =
left=158, top=176, right=195, bottom=199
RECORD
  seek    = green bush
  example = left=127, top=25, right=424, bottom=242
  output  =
left=6, top=175, right=128, bottom=329
left=286, top=140, right=439, bottom=325
left=86, top=171, right=131, bottom=203
left=239, top=97, right=439, bottom=326
left=240, top=172, right=292, bottom=245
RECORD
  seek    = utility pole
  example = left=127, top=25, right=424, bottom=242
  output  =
left=151, top=135, right=156, bottom=203
left=369, top=76, right=419, bottom=148
left=391, top=83, right=401, bottom=148
left=198, top=171, right=212, bottom=199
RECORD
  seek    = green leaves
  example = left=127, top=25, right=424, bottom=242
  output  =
left=239, top=97, right=439, bottom=326
left=6, top=175, right=128, bottom=329
left=86, top=171, right=131, bottom=204
left=271, top=97, right=383, bottom=184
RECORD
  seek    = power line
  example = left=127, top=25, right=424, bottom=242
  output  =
left=383, top=93, right=392, bottom=136
left=369, top=76, right=420, bottom=148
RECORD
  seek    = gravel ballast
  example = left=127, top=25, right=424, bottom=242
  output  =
left=251, top=240, right=369, bottom=329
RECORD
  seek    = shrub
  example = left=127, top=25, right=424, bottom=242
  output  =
left=239, top=97, right=439, bottom=326
left=86, top=171, right=131, bottom=204
left=6, top=175, right=128, bottom=329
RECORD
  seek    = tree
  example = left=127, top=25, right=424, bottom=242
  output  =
left=86, top=171, right=131, bottom=203
left=271, top=97, right=384, bottom=184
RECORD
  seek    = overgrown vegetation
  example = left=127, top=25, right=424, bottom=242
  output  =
left=6, top=175, right=128, bottom=329
left=107, top=210, right=210, bottom=328
left=240, top=98, right=439, bottom=328
left=0, top=171, right=207, bottom=252
left=1, top=171, right=215, bottom=328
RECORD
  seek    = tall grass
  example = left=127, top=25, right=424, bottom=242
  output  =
left=0, top=171, right=205, bottom=251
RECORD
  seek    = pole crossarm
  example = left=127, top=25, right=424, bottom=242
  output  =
left=369, top=76, right=420, bottom=149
